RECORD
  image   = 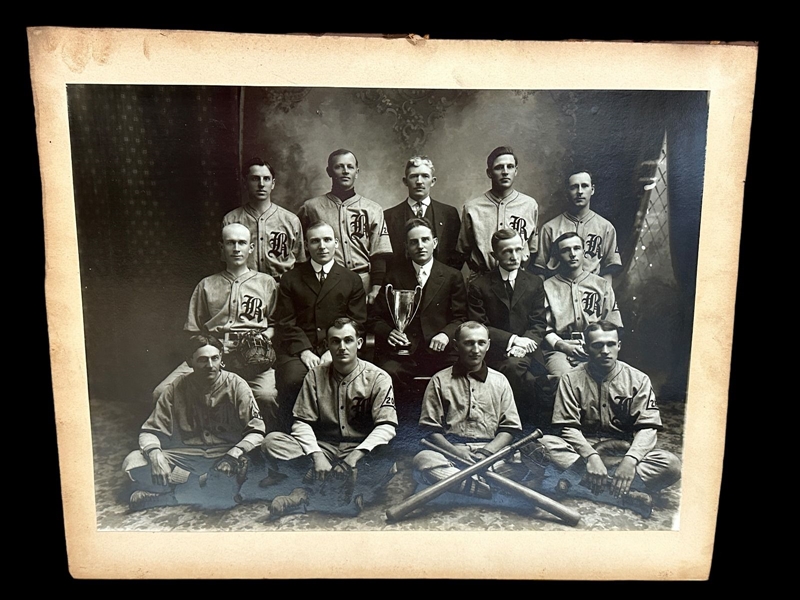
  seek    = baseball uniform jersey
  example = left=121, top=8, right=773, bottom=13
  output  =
left=140, top=370, right=266, bottom=457
left=539, top=360, right=681, bottom=491
left=298, top=193, right=393, bottom=275
left=543, top=271, right=622, bottom=342
left=534, top=210, right=622, bottom=277
left=457, top=190, right=540, bottom=275
left=292, top=359, right=398, bottom=447
left=222, top=203, right=307, bottom=279
left=419, top=361, right=522, bottom=441
left=185, top=270, right=278, bottom=337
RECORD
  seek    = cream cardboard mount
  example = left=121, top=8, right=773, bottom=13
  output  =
left=29, top=29, right=756, bottom=579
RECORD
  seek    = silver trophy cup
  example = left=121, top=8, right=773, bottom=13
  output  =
left=385, top=284, right=423, bottom=356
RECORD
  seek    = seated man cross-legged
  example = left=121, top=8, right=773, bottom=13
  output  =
left=412, top=321, right=529, bottom=501
left=533, top=321, right=682, bottom=514
left=260, top=318, right=398, bottom=517
left=123, top=335, right=266, bottom=511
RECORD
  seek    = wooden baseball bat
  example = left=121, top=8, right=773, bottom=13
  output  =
left=422, top=439, right=581, bottom=526
left=385, top=429, right=543, bottom=522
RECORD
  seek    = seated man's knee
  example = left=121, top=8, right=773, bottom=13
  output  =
left=261, top=431, right=303, bottom=461
left=412, top=449, right=449, bottom=472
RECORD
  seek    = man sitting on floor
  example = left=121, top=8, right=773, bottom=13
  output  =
left=532, top=321, right=681, bottom=512
left=123, top=335, right=266, bottom=511
left=412, top=321, right=528, bottom=500
left=260, top=318, right=398, bottom=517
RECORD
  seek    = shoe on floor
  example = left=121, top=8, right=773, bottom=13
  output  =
left=129, top=490, right=176, bottom=512
left=259, top=469, right=288, bottom=488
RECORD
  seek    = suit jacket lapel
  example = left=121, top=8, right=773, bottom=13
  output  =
left=301, top=262, right=321, bottom=295
left=510, top=271, right=529, bottom=309
left=421, top=260, right=445, bottom=313
left=317, top=264, right=342, bottom=302
left=489, top=269, right=510, bottom=310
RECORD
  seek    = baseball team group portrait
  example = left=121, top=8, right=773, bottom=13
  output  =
left=66, top=84, right=708, bottom=532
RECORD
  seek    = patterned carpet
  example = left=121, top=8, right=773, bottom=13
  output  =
left=91, top=398, right=684, bottom=532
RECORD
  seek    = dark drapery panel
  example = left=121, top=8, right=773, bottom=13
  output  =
left=69, top=85, right=240, bottom=401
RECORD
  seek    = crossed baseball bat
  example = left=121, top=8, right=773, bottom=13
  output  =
left=385, top=430, right=581, bottom=525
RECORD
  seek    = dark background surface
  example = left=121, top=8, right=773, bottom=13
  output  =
left=23, top=21, right=767, bottom=585
left=69, top=84, right=707, bottom=403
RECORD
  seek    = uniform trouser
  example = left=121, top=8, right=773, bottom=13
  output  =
left=122, top=447, right=245, bottom=509
left=152, top=362, right=277, bottom=427
left=542, top=348, right=585, bottom=378
left=273, top=355, right=313, bottom=433
left=261, top=432, right=396, bottom=515
left=412, top=443, right=529, bottom=489
left=538, top=434, right=682, bottom=492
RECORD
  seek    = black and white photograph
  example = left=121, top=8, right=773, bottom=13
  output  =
left=31, top=30, right=756, bottom=579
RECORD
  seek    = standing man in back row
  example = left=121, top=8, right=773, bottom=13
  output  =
left=457, top=146, right=540, bottom=283
left=384, top=155, right=463, bottom=271
left=298, top=149, right=393, bottom=305
left=532, top=170, right=621, bottom=283
left=223, top=157, right=306, bottom=280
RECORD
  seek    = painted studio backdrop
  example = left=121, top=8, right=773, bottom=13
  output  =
left=68, top=86, right=708, bottom=405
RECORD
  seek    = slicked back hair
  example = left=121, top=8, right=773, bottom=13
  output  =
left=487, top=146, right=518, bottom=170
left=185, top=334, right=223, bottom=361
left=327, top=317, right=364, bottom=340
left=305, top=220, right=336, bottom=241
left=241, top=157, right=275, bottom=179
left=328, top=148, right=358, bottom=168
left=566, top=169, right=594, bottom=186
left=491, top=228, right=524, bottom=252
left=404, top=217, right=435, bottom=238
left=584, top=320, right=622, bottom=340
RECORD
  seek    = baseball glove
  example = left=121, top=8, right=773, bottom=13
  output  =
left=227, top=330, right=276, bottom=376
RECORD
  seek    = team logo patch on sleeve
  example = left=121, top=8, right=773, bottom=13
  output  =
left=380, top=223, right=389, bottom=236
left=646, top=393, right=658, bottom=410
left=380, top=393, right=395, bottom=408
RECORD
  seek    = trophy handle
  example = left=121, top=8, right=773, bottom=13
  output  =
left=385, top=284, right=398, bottom=329
left=408, top=285, right=423, bottom=325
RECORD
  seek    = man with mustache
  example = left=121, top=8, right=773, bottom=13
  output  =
left=384, top=155, right=463, bottom=271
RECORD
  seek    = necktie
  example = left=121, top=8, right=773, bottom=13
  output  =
left=318, top=270, right=326, bottom=284
left=504, top=279, right=514, bottom=300
left=415, top=201, right=424, bottom=218
left=417, top=268, right=425, bottom=287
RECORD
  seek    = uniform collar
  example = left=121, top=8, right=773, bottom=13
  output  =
left=587, top=360, right=622, bottom=382
left=328, top=190, right=357, bottom=204
left=452, top=361, right=489, bottom=382
left=564, top=209, right=596, bottom=224
left=486, top=189, right=518, bottom=204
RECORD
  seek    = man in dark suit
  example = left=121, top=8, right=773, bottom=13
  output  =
left=468, top=228, right=547, bottom=423
left=372, top=217, right=467, bottom=417
left=271, top=221, right=367, bottom=431
left=384, top=156, right=463, bottom=271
